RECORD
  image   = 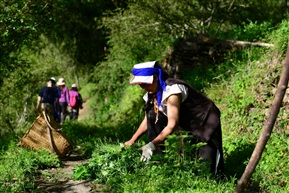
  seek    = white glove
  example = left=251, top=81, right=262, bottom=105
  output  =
left=139, top=142, right=156, bottom=162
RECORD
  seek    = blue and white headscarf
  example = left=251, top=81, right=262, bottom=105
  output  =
left=130, top=61, right=166, bottom=108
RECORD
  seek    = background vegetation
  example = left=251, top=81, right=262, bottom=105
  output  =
left=1, top=0, right=289, bottom=192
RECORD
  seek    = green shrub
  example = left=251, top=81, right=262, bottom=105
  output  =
left=216, top=21, right=273, bottom=41
left=268, top=20, right=289, bottom=52
left=73, top=139, right=236, bottom=193
left=0, top=143, right=60, bottom=193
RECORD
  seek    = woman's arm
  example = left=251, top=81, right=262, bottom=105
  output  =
left=152, top=93, right=181, bottom=145
left=125, top=116, right=148, bottom=146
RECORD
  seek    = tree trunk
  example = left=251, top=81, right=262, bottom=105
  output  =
left=234, top=41, right=289, bottom=193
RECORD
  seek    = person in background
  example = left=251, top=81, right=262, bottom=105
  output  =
left=51, top=77, right=61, bottom=122
left=36, top=78, right=59, bottom=121
left=69, top=84, right=83, bottom=120
left=57, top=78, right=70, bottom=125
left=124, top=61, right=224, bottom=176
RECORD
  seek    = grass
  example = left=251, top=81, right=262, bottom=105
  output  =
left=0, top=142, right=61, bottom=193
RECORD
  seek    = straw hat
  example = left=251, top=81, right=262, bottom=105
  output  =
left=57, top=78, right=65, bottom=86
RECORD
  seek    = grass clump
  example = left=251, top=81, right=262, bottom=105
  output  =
left=73, top=135, right=236, bottom=193
left=0, top=143, right=60, bottom=193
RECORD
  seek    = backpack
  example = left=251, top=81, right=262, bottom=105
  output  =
left=69, top=91, right=79, bottom=108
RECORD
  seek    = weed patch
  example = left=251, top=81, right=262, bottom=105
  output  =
left=0, top=143, right=60, bottom=193
left=73, top=138, right=236, bottom=193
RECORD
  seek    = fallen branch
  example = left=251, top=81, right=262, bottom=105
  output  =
left=228, top=40, right=274, bottom=47
left=198, top=34, right=274, bottom=48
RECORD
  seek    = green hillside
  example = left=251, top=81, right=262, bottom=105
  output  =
left=1, top=1, right=289, bottom=192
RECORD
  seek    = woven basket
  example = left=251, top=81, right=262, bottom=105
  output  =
left=18, top=112, right=72, bottom=158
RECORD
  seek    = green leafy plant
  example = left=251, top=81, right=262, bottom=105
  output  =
left=0, top=143, right=60, bottom=193
left=74, top=137, right=222, bottom=193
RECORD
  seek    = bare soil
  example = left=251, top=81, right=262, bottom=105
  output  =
left=35, top=153, right=93, bottom=193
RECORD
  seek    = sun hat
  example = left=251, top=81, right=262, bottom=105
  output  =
left=71, top=84, right=77, bottom=88
left=57, top=78, right=65, bottom=86
left=130, top=61, right=167, bottom=109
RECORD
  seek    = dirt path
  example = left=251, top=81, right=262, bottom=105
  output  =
left=35, top=99, right=99, bottom=193
left=35, top=153, right=92, bottom=193
left=78, top=98, right=93, bottom=121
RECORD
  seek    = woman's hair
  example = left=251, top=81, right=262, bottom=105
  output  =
left=154, top=62, right=169, bottom=80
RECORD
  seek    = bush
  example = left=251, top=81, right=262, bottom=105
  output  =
left=0, top=143, right=60, bottom=193
left=216, top=21, right=273, bottom=41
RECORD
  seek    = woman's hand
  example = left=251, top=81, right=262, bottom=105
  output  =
left=124, top=140, right=135, bottom=146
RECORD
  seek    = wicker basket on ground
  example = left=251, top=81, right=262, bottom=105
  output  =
left=18, top=111, right=72, bottom=158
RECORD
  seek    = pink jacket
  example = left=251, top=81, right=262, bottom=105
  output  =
left=59, top=86, right=70, bottom=103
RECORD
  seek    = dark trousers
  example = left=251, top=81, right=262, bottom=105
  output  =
left=198, top=123, right=224, bottom=175
left=146, top=108, right=224, bottom=175
left=69, top=107, right=79, bottom=120
left=59, top=102, right=68, bottom=124
left=54, top=101, right=60, bottom=122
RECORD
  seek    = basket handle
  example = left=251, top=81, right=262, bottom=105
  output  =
left=43, top=111, right=55, bottom=153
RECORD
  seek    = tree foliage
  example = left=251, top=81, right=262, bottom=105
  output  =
left=0, top=0, right=127, bottom=81
left=0, top=0, right=127, bottom=133
left=103, top=0, right=287, bottom=43
left=0, top=0, right=288, bottom=133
